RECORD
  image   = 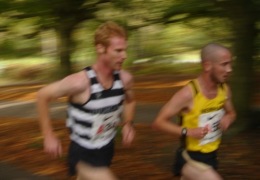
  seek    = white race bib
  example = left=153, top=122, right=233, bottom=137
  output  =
left=198, top=109, right=224, bottom=145
left=92, top=113, right=120, bottom=142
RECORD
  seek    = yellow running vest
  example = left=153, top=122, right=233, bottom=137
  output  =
left=181, top=79, right=228, bottom=153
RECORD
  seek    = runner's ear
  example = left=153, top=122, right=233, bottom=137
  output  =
left=96, top=44, right=105, bottom=54
left=204, top=61, right=212, bottom=72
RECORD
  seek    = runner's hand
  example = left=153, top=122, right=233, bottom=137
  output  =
left=187, top=126, right=209, bottom=139
left=44, top=134, right=62, bottom=158
left=122, top=122, right=135, bottom=147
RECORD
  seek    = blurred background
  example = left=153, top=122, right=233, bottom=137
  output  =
left=1, top=0, right=259, bottom=129
left=0, top=0, right=259, bottom=179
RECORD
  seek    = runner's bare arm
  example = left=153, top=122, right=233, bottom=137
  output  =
left=120, top=70, right=136, bottom=125
left=37, top=71, right=87, bottom=135
left=219, top=85, right=236, bottom=131
left=120, top=70, right=136, bottom=146
left=153, top=85, right=209, bottom=139
left=36, top=71, right=88, bottom=157
left=152, top=85, right=192, bottom=136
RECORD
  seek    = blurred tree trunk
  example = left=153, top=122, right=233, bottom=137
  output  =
left=56, top=25, right=75, bottom=77
left=219, top=0, right=258, bottom=130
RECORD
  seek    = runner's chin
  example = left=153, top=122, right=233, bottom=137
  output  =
left=115, top=63, right=122, bottom=70
left=220, top=76, right=227, bottom=83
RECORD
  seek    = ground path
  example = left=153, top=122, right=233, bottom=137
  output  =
left=0, top=74, right=260, bottom=179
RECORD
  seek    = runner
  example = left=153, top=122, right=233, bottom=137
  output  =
left=153, top=43, right=236, bottom=180
left=36, top=21, right=136, bottom=180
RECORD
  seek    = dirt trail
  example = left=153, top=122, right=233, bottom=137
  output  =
left=0, top=74, right=260, bottom=179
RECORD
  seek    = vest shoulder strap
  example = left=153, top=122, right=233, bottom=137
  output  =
left=189, top=80, right=199, bottom=97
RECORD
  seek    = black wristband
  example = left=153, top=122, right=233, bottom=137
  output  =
left=181, top=127, right=187, bottom=137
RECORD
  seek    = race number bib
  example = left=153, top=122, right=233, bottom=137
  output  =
left=198, top=109, right=224, bottom=145
left=92, top=113, right=119, bottom=142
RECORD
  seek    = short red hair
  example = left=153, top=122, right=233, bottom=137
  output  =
left=94, top=21, right=127, bottom=47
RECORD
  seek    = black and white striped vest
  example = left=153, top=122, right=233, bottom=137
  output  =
left=66, top=66, right=125, bottom=149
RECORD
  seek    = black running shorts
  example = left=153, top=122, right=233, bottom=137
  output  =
left=173, top=148, right=218, bottom=176
left=68, top=140, right=115, bottom=176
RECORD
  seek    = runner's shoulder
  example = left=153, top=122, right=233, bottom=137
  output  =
left=61, top=71, right=89, bottom=92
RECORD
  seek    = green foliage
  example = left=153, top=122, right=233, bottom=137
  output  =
left=163, top=0, right=224, bottom=22
left=0, top=39, right=41, bottom=58
left=0, top=0, right=12, bottom=12
left=130, top=61, right=201, bottom=76
left=0, top=40, right=15, bottom=57
left=0, top=0, right=258, bottom=84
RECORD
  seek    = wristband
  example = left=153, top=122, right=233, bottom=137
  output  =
left=181, top=127, right=187, bottom=137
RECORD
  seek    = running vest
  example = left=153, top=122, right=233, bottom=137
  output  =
left=181, top=79, right=228, bottom=153
left=66, top=67, right=125, bottom=149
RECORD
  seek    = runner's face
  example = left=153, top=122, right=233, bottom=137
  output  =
left=210, top=51, right=232, bottom=83
left=104, top=36, right=127, bottom=70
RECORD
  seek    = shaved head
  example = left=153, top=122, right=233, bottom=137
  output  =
left=201, top=43, right=230, bottom=62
